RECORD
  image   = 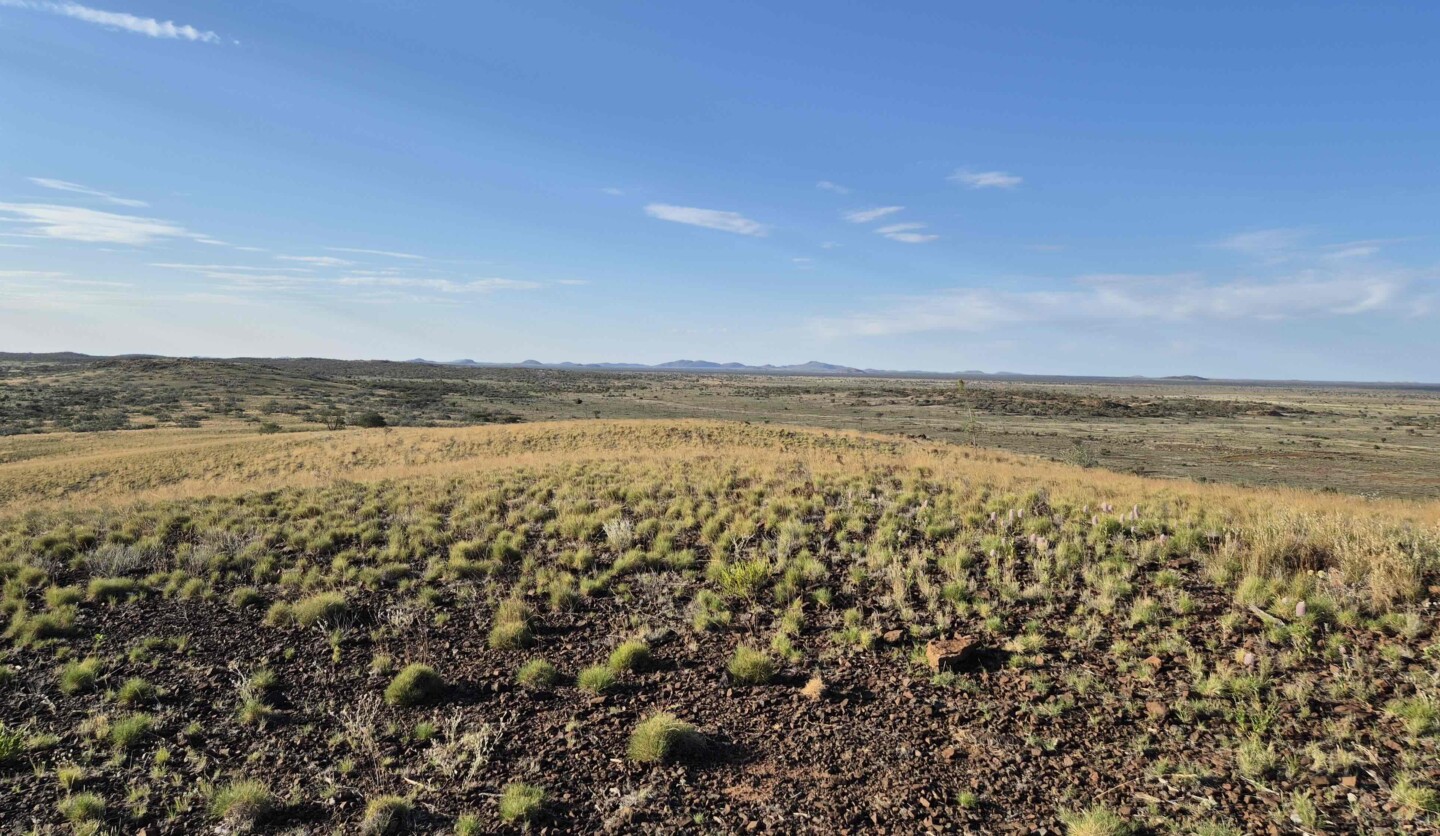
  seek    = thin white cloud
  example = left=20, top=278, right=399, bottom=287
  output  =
left=1216, top=228, right=1307, bottom=258
left=876, top=222, right=939, bottom=244
left=644, top=204, right=769, bottom=237
left=333, top=276, right=541, bottom=293
left=277, top=255, right=353, bottom=267
left=151, top=263, right=314, bottom=273
left=0, top=202, right=199, bottom=245
left=950, top=169, right=1023, bottom=189
left=816, top=180, right=850, bottom=195
left=0, top=269, right=67, bottom=278
left=601, top=187, right=625, bottom=196
left=844, top=206, right=904, bottom=224
left=29, top=177, right=147, bottom=207
left=325, top=246, right=426, bottom=260
left=809, top=272, right=1417, bottom=338
left=0, top=0, right=221, bottom=43
left=556, top=279, right=590, bottom=286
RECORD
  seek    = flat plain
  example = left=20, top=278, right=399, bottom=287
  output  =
left=0, top=356, right=1437, bottom=833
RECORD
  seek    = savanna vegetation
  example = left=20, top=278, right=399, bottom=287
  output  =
left=0, top=419, right=1437, bottom=832
left=4, top=352, right=1439, bottom=499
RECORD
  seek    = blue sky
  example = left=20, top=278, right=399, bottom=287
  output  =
left=1, top=1, right=1437, bottom=380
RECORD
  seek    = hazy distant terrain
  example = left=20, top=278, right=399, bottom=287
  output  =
left=3, top=353, right=1438, bottom=498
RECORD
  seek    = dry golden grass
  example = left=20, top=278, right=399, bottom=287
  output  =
left=1, top=419, right=1435, bottom=604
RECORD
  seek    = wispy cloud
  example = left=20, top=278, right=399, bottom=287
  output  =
left=0, top=202, right=201, bottom=245
left=0, top=269, right=67, bottom=278
left=876, top=222, right=938, bottom=244
left=816, top=180, right=850, bottom=195
left=644, top=204, right=769, bottom=237
left=325, top=246, right=426, bottom=260
left=950, top=169, right=1023, bottom=189
left=601, top=187, right=625, bottom=196
left=844, top=206, right=904, bottom=224
left=809, top=272, right=1417, bottom=338
left=277, top=255, right=353, bottom=267
left=29, top=177, right=147, bottom=207
left=1215, top=228, right=1308, bottom=259
left=0, top=0, right=221, bottom=42
left=333, top=276, right=541, bottom=293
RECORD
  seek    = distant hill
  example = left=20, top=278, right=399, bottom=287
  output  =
left=405, top=358, right=873, bottom=375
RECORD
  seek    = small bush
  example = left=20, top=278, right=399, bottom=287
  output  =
left=627, top=712, right=703, bottom=763
left=56, top=764, right=85, bottom=791
left=293, top=592, right=347, bottom=627
left=87, top=576, right=139, bottom=603
left=607, top=639, right=651, bottom=673
left=60, top=792, right=106, bottom=823
left=455, top=814, right=481, bottom=836
left=1059, top=805, right=1133, bottom=836
left=727, top=646, right=776, bottom=685
left=229, top=587, right=264, bottom=609
left=116, top=677, right=156, bottom=706
left=210, top=779, right=275, bottom=826
left=488, top=619, right=532, bottom=650
left=361, top=795, right=412, bottom=835
left=1391, top=774, right=1439, bottom=819
left=45, top=585, right=83, bottom=608
left=577, top=664, right=616, bottom=694
left=516, top=659, right=559, bottom=688
left=487, top=598, right=532, bottom=649
left=384, top=664, right=444, bottom=707
left=109, top=712, right=154, bottom=750
left=0, top=723, right=23, bottom=764
left=59, top=657, right=101, bottom=695
left=263, top=601, right=294, bottom=627
left=499, top=781, right=546, bottom=823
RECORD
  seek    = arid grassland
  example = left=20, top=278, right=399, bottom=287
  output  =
left=0, top=420, right=1437, bottom=833
left=4, top=354, right=1439, bottom=499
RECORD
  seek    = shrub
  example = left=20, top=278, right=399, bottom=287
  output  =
left=210, top=779, right=275, bottom=826
left=360, top=795, right=412, bottom=835
left=293, top=592, right=347, bottom=627
left=56, top=764, right=85, bottom=791
left=1059, top=805, right=1133, bottom=836
left=727, top=646, right=776, bottom=685
left=355, top=412, right=388, bottom=428
left=87, top=576, right=139, bottom=603
left=45, top=585, right=83, bottom=608
left=229, top=587, right=264, bottom=609
left=116, top=677, right=156, bottom=706
left=59, top=657, right=101, bottom=694
left=499, top=781, right=546, bottom=823
left=487, top=598, right=532, bottom=649
left=516, top=659, right=559, bottom=688
left=1391, top=774, right=1439, bottom=819
left=455, top=814, right=481, bottom=835
left=1235, top=737, right=1277, bottom=778
left=263, top=601, right=294, bottom=627
left=109, top=712, right=154, bottom=749
left=607, top=640, right=651, bottom=673
left=488, top=619, right=532, bottom=650
left=0, top=723, right=23, bottom=764
left=627, top=712, right=703, bottom=763
left=384, top=664, right=444, bottom=707
left=60, top=792, right=106, bottom=823
left=577, top=664, right=616, bottom=694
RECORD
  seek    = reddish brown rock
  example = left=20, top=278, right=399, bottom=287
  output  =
left=925, top=636, right=978, bottom=671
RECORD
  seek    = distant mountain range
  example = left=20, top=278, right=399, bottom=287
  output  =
left=403, top=357, right=1232, bottom=381
left=7, top=351, right=1432, bottom=387
left=404, top=357, right=989, bottom=377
